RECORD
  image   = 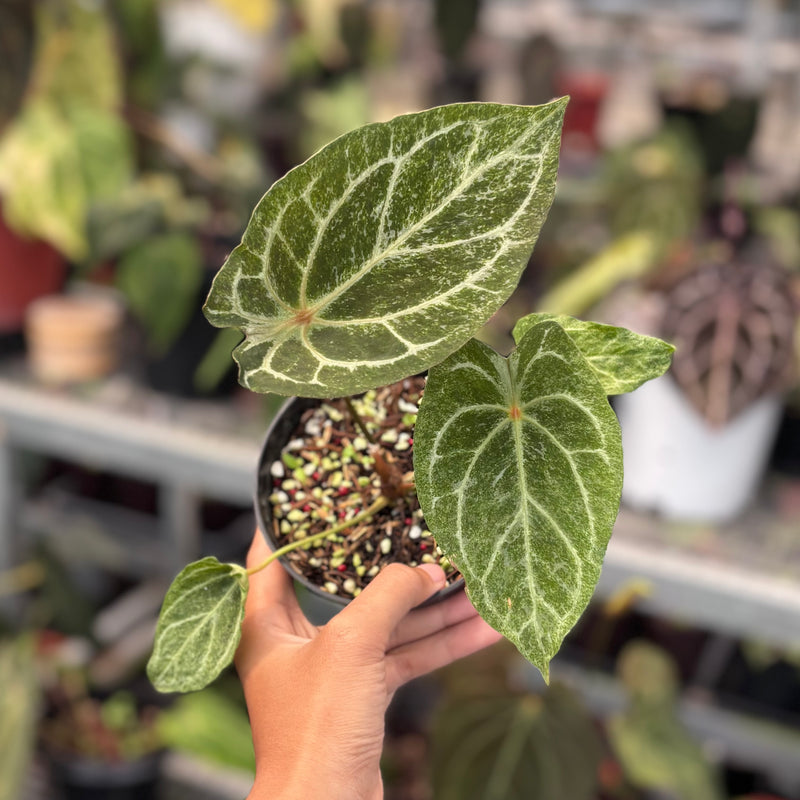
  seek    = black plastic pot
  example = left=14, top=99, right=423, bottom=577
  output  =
left=47, top=751, right=163, bottom=800
left=254, top=396, right=464, bottom=625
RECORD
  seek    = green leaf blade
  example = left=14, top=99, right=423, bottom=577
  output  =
left=513, top=313, right=674, bottom=395
left=415, top=322, right=623, bottom=678
left=116, top=232, right=204, bottom=355
left=147, top=558, right=248, bottom=694
left=432, top=687, right=603, bottom=800
left=204, top=99, right=567, bottom=397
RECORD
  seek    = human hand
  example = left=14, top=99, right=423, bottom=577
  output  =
left=236, top=529, right=502, bottom=800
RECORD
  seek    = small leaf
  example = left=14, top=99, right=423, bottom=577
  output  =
left=610, top=645, right=724, bottom=800
left=148, top=558, right=248, bottom=693
left=513, top=313, right=674, bottom=395
left=415, top=321, right=622, bottom=678
left=616, top=640, right=679, bottom=703
left=69, top=105, right=134, bottom=203
left=32, top=0, right=124, bottom=112
left=431, top=685, right=603, bottom=800
left=204, top=99, right=567, bottom=397
left=609, top=709, right=723, bottom=800
left=193, top=328, right=243, bottom=394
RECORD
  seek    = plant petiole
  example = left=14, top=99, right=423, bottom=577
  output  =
left=246, top=495, right=391, bottom=576
left=344, top=397, right=376, bottom=445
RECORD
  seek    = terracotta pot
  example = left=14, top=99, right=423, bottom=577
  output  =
left=254, top=396, right=464, bottom=624
left=25, top=294, right=124, bottom=384
left=0, top=207, right=67, bottom=332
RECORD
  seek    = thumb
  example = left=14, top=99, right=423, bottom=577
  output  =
left=328, top=563, right=445, bottom=649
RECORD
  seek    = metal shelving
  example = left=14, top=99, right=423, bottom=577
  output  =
left=0, top=371, right=261, bottom=577
left=3, top=367, right=800, bottom=789
left=600, top=515, right=800, bottom=651
left=3, top=370, right=800, bottom=647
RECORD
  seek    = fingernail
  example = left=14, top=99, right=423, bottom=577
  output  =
left=417, top=563, right=446, bottom=586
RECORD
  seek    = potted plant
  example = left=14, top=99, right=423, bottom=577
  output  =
left=147, top=98, right=673, bottom=693
left=430, top=642, right=604, bottom=800
left=0, top=205, right=66, bottom=338
left=0, top=0, right=133, bottom=267
left=615, top=251, right=798, bottom=522
left=40, top=679, right=163, bottom=800
left=32, top=628, right=165, bottom=800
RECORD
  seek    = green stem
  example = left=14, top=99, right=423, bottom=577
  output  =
left=247, top=495, right=390, bottom=576
left=344, top=397, right=376, bottom=445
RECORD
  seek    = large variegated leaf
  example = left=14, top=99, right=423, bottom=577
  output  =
left=513, top=313, right=674, bottom=395
left=415, top=320, right=622, bottom=679
left=204, top=99, right=567, bottom=397
left=148, top=558, right=248, bottom=693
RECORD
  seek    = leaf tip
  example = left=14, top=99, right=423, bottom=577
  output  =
left=537, top=659, right=551, bottom=686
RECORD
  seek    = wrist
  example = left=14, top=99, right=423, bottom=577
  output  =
left=248, top=769, right=382, bottom=800
left=248, top=781, right=367, bottom=800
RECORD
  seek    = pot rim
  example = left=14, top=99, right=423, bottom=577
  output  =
left=46, top=748, right=164, bottom=785
left=253, top=394, right=465, bottom=609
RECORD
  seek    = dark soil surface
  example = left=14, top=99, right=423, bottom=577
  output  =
left=265, top=377, right=461, bottom=598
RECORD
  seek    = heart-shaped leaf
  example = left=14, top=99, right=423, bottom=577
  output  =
left=148, top=558, right=248, bottom=693
left=432, top=686, right=603, bottom=800
left=513, top=313, right=674, bottom=395
left=414, top=320, right=622, bottom=679
left=204, top=99, right=567, bottom=397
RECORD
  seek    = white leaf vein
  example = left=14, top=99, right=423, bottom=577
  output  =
left=154, top=580, right=242, bottom=682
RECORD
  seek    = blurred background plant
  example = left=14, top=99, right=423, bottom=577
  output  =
left=608, top=642, right=724, bottom=800
left=0, top=637, right=39, bottom=800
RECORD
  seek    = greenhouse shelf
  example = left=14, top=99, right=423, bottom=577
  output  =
left=0, top=375, right=259, bottom=502
left=601, top=501, right=800, bottom=651
left=0, top=369, right=261, bottom=577
left=3, top=368, right=800, bottom=787
left=2, top=369, right=800, bottom=647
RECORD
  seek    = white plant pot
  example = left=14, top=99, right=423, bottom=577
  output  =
left=615, top=375, right=783, bottom=523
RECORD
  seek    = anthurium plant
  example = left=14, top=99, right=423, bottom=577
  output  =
left=147, top=99, right=673, bottom=693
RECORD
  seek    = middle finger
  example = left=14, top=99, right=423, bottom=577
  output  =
left=387, top=589, right=477, bottom=649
